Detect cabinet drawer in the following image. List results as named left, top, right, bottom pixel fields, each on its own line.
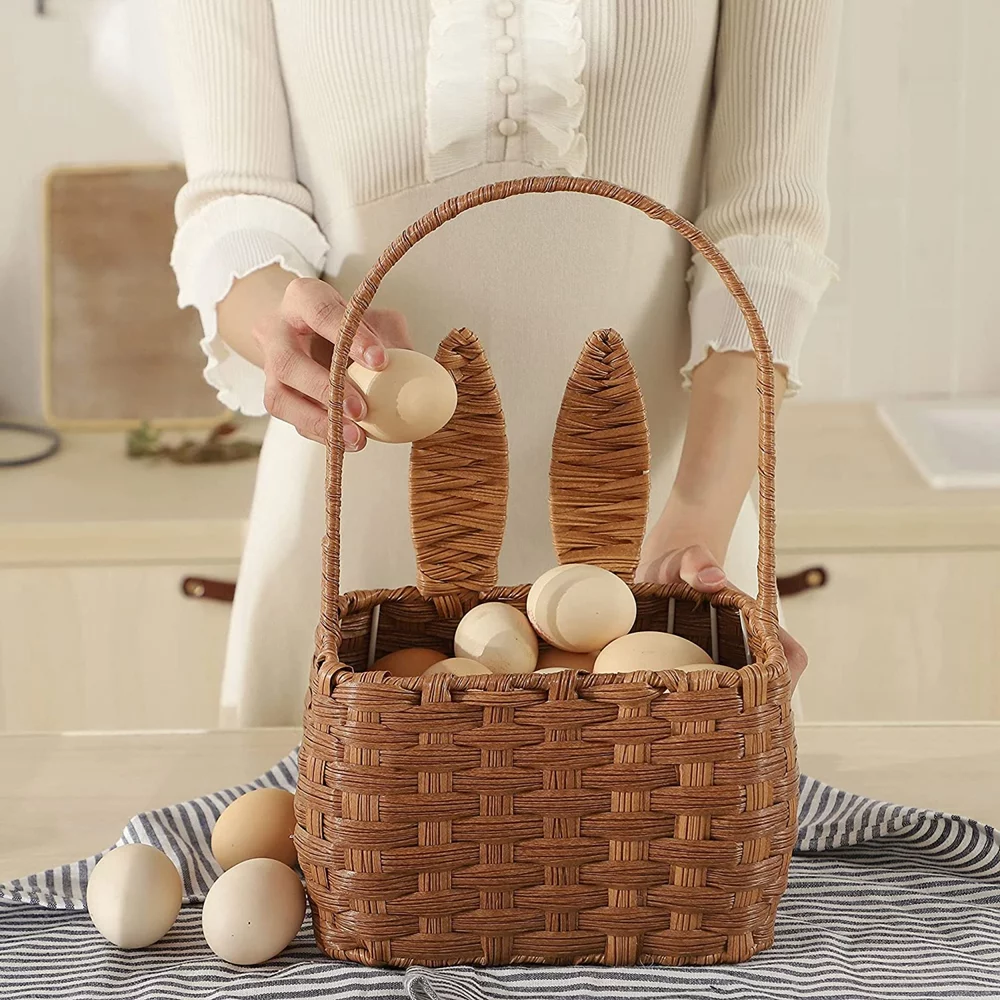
left=0, top=562, right=237, bottom=732
left=779, top=550, right=1000, bottom=722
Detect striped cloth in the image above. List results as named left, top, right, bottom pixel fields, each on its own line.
left=2, top=753, right=999, bottom=999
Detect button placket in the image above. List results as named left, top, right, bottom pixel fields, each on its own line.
left=494, top=1, right=523, bottom=159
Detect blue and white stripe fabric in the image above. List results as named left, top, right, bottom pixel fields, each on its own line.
left=2, top=754, right=999, bottom=999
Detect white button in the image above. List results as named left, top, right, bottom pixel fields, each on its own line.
left=495, top=0, right=515, bottom=18
left=498, top=117, right=519, bottom=137
left=498, top=75, right=518, bottom=95
left=494, top=35, right=515, bottom=54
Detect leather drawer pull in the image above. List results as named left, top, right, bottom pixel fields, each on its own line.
left=776, top=566, right=827, bottom=598
left=181, top=577, right=236, bottom=603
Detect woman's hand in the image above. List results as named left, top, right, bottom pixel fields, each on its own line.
left=635, top=347, right=807, bottom=692
left=636, top=528, right=808, bottom=691
left=217, top=265, right=411, bottom=449
left=256, top=276, right=411, bottom=449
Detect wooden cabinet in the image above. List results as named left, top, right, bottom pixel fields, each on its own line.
left=776, top=405, right=1000, bottom=723
left=0, top=432, right=256, bottom=733
left=0, top=562, right=236, bottom=731
left=780, top=550, right=1000, bottom=722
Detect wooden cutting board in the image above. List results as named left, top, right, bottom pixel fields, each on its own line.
left=44, top=164, right=226, bottom=427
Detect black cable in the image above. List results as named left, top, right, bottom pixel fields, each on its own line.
left=0, top=421, right=62, bottom=468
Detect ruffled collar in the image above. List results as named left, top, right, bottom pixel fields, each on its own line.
left=425, top=0, right=587, bottom=180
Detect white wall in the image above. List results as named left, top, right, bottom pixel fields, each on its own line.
left=0, top=0, right=178, bottom=419
left=1, top=0, right=997, bottom=417
left=799, top=0, right=1000, bottom=401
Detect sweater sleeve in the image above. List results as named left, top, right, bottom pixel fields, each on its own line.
left=161, top=0, right=329, bottom=415
left=684, top=0, right=842, bottom=394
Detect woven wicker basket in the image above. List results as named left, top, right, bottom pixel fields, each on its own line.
left=294, top=176, right=796, bottom=969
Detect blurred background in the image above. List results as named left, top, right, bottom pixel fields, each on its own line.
left=1, top=0, right=999, bottom=734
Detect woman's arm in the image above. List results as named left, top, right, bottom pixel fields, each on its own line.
left=639, top=0, right=842, bottom=684
left=641, top=351, right=786, bottom=586
left=162, top=0, right=398, bottom=446
left=216, top=265, right=408, bottom=448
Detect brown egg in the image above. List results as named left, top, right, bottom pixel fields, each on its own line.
left=423, top=657, right=493, bottom=677
left=211, top=788, right=298, bottom=871
left=373, top=647, right=447, bottom=677
left=536, top=648, right=597, bottom=673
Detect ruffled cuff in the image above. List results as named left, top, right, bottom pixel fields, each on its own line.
left=171, top=194, right=330, bottom=415
left=683, top=235, right=837, bottom=396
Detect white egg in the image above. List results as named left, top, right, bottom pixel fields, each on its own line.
left=86, top=844, right=182, bottom=949
left=593, top=631, right=715, bottom=674
left=527, top=564, right=637, bottom=653
left=454, top=602, right=538, bottom=674
left=202, top=858, right=306, bottom=966
left=423, top=657, right=493, bottom=677
left=348, top=348, right=457, bottom=443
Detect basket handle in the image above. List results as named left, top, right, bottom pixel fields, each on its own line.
left=319, top=176, right=779, bottom=661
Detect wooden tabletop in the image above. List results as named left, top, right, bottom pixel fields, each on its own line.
left=2, top=724, right=998, bottom=883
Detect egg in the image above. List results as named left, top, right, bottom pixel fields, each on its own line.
left=454, top=602, right=539, bottom=674
left=212, top=788, right=297, bottom=872
left=535, top=648, right=598, bottom=672
left=423, top=657, right=493, bottom=677
left=347, top=348, right=458, bottom=443
left=527, top=564, right=637, bottom=653
left=86, top=844, right=182, bottom=949
left=593, top=631, right=715, bottom=674
left=202, top=858, right=306, bottom=965
left=373, top=647, right=447, bottom=676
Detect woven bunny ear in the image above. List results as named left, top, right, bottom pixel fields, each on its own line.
left=409, top=328, right=509, bottom=615
left=549, top=329, right=651, bottom=580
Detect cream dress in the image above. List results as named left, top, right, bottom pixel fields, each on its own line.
left=163, top=0, right=840, bottom=726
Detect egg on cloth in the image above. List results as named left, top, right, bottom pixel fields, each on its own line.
left=201, top=858, right=307, bottom=965
left=85, top=844, right=182, bottom=948
left=211, top=787, right=298, bottom=871
left=527, top=564, right=636, bottom=653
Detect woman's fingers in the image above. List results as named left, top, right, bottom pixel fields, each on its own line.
left=281, top=277, right=387, bottom=369
left=257, top=316, right=368, bottom=419
left=255, top=316, right=330, bottom=403
left=637, top=544, right=727, bottom=593
left=678, top=545, right=728, bottom=593
left=263, top=379, right=365, bottom=450
left=779, top=625, right=808, bottom=691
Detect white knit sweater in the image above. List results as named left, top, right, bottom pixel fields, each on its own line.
left=163, top=0, right=841, bottom=413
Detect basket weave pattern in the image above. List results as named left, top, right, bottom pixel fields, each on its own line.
left=295, top=177, right=796, bottom=968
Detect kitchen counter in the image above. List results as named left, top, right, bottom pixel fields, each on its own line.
left=0, top=427, right=262, bottom=566
left=777, top=403, right=1000, bottom=551
left=2, top=724, right=998, bottom=883
left=4, top=405, right=998, bottom=568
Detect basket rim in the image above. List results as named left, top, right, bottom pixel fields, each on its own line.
left=325, top=580, right=787, bottom=692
